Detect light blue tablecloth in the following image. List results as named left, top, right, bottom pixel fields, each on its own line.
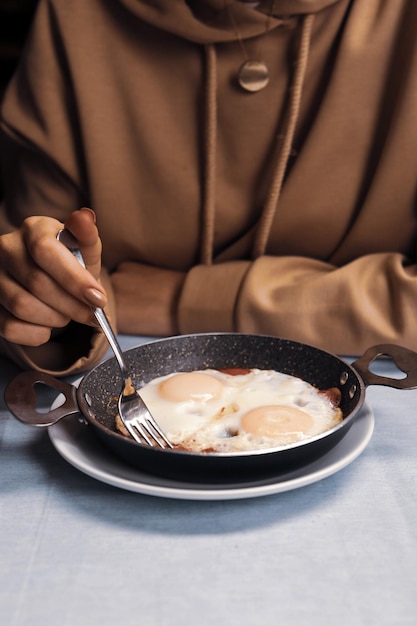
left=1, top=336, right=416, bottom=626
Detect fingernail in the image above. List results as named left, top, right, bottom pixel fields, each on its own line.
left=85, top=287, right=106, bottom=307
left=80, top=207, right=96, bottom=223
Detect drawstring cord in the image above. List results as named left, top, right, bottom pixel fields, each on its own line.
left=200, top=14, right=315, bottom=265
left=252, top=13, right=314, bottom=258
left=200, top=44, right=217, bottom=265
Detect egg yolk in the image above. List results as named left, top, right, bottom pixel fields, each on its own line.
left=158, top=372, right=224, bottom=403
left=241, top=405, right=314, bottom=437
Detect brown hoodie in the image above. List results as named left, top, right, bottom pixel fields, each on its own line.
left=1, top=0, right=417, bottom=374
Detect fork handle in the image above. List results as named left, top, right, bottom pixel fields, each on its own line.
left=92, top=307, right=128, bottom=382
left=57, top=229, right=130, bottom=388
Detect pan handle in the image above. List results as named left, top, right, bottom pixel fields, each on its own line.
left=4, top=370, right=80, bottom=427
left=351, top=344, right=417, bottom=389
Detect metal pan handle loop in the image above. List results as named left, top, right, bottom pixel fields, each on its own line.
left=4, top=370, right=79, bottom=427
left=352, top=344, right=417, bottom=389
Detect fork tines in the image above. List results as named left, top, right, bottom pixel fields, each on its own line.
left=125, top=418, right=173, bottom=449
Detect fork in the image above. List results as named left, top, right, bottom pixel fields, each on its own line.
left=57, top=228, right=173, bottom=449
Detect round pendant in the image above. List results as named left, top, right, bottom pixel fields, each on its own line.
left=238, top=60, right=269, bottom=92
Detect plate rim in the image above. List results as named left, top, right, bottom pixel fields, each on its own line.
left=48, top=403, right=374, bottom=501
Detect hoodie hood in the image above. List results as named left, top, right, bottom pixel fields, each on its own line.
left=116, top=0, right=342, bottom=43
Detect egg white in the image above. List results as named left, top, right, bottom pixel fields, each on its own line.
left=136, top=369, right=343, bottom=453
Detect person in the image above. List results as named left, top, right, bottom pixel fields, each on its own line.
left=0, top=0, right=416, bottom=376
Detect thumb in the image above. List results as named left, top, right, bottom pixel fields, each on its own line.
left=64, top=208, right=102, bottom=281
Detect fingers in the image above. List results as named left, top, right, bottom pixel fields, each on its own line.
left=21, top=211, right=106, bottom=307
left=0, top=304, right=63, bottom=347
left=0, top=263, right=69, bottom=346
left=0, top=209, right=106, bottom=347
left=64, top=207, right=102, bottom=279
left=0, top=267, right=70, bottom=328
left=0, top=265, right=91, bottom=347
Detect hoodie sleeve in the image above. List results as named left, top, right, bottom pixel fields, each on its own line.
left=177, top=252, right=417, bottom=357
left=0, top=2, right=114, bottom=376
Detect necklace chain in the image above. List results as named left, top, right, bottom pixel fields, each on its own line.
left=224, top=1, right=276, bottom=92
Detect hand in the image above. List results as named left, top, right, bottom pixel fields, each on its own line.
left=0, top=208, right=106, bottom=346
left=112, top=262, right=185, bottom=337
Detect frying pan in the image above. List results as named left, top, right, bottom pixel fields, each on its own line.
left=5, top=333, right=417, bottom=483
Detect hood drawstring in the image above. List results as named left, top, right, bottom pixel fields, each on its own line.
left=200, top=43, right=217, bottom=266
left=200, top=13, right=315, bottom=265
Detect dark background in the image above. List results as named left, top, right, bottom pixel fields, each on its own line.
left=0, top=0, right=39, bottom=200
left=0, top=0, right=38, bottom=101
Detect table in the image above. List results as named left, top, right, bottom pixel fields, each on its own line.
left=1, top=335, right=416, bottom=626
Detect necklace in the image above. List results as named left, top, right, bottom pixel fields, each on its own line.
left=225, top=1, right=274, bottom=93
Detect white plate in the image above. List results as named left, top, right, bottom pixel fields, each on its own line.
left=48, top=403, right=374, bottom=501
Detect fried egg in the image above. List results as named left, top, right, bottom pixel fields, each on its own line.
left=122, top=368, right=343, bottom=453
